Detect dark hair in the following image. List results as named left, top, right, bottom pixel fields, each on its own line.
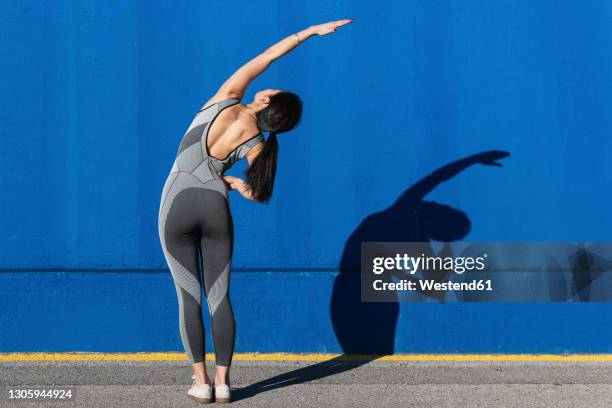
left=245, top=91, right=302, bottom=203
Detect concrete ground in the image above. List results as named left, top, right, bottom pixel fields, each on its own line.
left=2, top=359, right=612, bottom=407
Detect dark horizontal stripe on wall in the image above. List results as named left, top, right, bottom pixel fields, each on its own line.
left=0, top=267, right=341, bottom=273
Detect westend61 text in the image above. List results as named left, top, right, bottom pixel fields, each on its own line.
left=373, top=279, right=493, bottom=292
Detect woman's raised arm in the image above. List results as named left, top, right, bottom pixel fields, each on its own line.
left=209, top=19, right=352, bottom=102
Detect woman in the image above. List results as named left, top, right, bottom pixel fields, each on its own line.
left=158, top=19, right=352, bottom=403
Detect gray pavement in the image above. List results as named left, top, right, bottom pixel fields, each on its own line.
left=2, top=359, right=612, bottom=407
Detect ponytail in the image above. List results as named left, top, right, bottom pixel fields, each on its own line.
left=245, top=132, right=278, bottom=203
left=247, top=90, right=302, bottom=202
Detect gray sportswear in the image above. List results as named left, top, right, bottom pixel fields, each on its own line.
left=158, top=98, right=263, bottom=366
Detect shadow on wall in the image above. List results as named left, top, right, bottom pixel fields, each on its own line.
left=233, top=150, right=510, bottom=402
left=330, top=150, right=510, bottom=354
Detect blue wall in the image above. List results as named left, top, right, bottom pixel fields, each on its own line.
left=1, top=0, right=612, bottom=353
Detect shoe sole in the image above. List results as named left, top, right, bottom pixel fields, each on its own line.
left=188, top=394, right=212, bottom=404
left=216, top=397, right=231, bottom=403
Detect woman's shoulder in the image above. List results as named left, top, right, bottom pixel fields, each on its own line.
left=198, top=92, right=242, bottom=112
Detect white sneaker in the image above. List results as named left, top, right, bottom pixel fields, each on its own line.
left=188, top=375, right=212, bottom=403
left=214, top=383, right=231, bottom=403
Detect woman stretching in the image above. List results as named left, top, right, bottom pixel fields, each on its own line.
left=158, top=19, right=352, bottom=403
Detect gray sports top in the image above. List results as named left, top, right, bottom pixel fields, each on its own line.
left=168, top=98, right=264, bottom=184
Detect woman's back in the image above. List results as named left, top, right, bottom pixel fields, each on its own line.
left=169, top=98, right=264, bottom=181
left=202, top=100, right=261, bottom=161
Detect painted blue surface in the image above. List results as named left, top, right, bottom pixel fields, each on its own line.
left=1, top=1, right=612, bottom=353
left=3, top=271, right=612, bottom=354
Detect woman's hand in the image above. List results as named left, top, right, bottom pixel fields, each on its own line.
left=223, top=175, right=254, bottom=200
left=310, top=19, right=353, bottom=36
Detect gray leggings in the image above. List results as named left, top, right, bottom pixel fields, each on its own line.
left=159, top=183, right=235, bottom=366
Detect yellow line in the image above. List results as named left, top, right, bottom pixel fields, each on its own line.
left=2, top=352, right=612, bottom=362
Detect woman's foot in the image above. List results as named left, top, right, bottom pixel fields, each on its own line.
left=213, top=382, right=231, bottom=403
left=188, top=375, right=212, bottom=404
left=214, top=365, right=231, bottom=403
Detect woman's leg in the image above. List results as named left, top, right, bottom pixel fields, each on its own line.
left=159, top=189, right=210, bottom=384
left=199, top=190, right=236, bottom=384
